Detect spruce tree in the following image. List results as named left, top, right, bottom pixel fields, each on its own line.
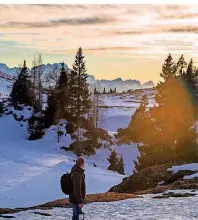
left=10, top=60, right=33, bottom=107
left=67, top=48, right=92, bottom=155
left=103, top=87, right=106, bottom=94
left=28, top=110, right=45, bottom=140
left=117, top=154, right=125, bottom=175
left=94, top=88, right=98, bottom=95
left=68, top=47, right=91, bottom=129
left=135, top=75, right=197, bottom=171
left=160, top=53, right=177, bottom=81
left=185, top=59, right=196, bottom=89
left=107, top=149, right=120, bottom=172
left=117, top=95, right=150, bottom=144
left=176, top=54, right=187, bottom=77
left=82, top=118, right=98, bottom=156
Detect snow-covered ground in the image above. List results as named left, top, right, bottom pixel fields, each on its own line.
left=101, top=90, right=155, bottom=132
left=0, top=110, right=128, bottom=208
left=0, top=88, right=168, bottom=210
left=168, top=163, right=198, bottom=173
left=184, top=173, right=198, bottom=180
left=168, top=163, right=198, bottom=180
left=3, top=190, right=198, bottom=220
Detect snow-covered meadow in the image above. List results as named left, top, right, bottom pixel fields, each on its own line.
left=0, top=90, right=155, bottom=208
left=0, top=86, right=197, bottom=219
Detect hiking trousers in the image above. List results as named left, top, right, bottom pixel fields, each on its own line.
left=72, top=204, right=82, bottom=220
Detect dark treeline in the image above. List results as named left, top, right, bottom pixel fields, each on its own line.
left=6, top=47, right=113, bottom=157
left=117, top=53, right=198, bottom=172
left=94, top=87, right=117, bottom=94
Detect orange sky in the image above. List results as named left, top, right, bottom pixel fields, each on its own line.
left=0, top=4, right=198, bottom=84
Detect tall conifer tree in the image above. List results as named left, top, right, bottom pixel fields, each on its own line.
left=10, top=60, right=33, bottom=107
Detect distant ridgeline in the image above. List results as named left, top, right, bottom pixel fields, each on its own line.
left=0, top=63, right=154, bottom=93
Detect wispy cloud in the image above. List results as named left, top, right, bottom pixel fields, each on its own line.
left=106, top=25, right=198, bottom=36
left=168, top=26, right=198, bottom=33
left=1, top=16, right=117, bottom=28
left=1, top=4, right=198, bottom=83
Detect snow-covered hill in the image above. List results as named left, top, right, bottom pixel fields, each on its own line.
left=0, top=88, right=157, bottom=208
left=0, top=110, right=124, bottom=208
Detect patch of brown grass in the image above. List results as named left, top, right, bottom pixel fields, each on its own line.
left=0, top=193, right=138, bottom=215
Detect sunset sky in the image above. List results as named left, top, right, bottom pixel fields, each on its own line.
left=0, top=4, right=198, bottom=84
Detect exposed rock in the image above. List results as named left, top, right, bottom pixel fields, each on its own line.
left=34, top=212, right=52, bottom=216
left=163, top=170, right=197, bottom=185
left=109, top=163, right=198, bottom=194
left=135, top=179, right=198, bottom=195
left=0, top=215, right=15, bottom=218
left=109, top=164, right=173, bottom=193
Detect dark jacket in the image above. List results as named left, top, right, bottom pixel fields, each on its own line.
left=69, top=165, right=86, bottom=204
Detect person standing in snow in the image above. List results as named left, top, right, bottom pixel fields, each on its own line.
left=69, top=157, right=86, bottom=220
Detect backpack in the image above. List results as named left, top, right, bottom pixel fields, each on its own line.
left=60, top=172, right=73, bottom=195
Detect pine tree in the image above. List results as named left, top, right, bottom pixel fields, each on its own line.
left=107, top=149, right=120, bottom=172
left=67, top=48, right=92, bottom=154
left=117, top=154, right=125, bottom=175
left=114, top=87, right=117, bottom=93
left=117, top=95, right=150, bottom=144
left=68, top=47, right=92, bottom=130
left=82, top=118, right=98, bottom=156
left=28, top=110, right=45, bottom=140
left=10, top=60, right=33, bottom=107
left=110, top=88, right=113, bottom=93
left=185, top=59, right=196, bottom=89
left=160, top=53, right=177, bottom=81
left=135, top=76, right=197, bottom=171
left=44, top=88, right=58, bottom=128
left=94, top=88, right=98, bottom=94
left=176, top=54, right=187, bottom=77
left=103, top=87, right=106, bottom=94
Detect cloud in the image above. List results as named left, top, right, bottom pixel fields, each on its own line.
left=159, top=12, right=198, bottom=20
left=168, top=26, right=198, bottom=33
left=85, top=46, right=138, bottom=51
left=1, top=16, right=117, bottom=29
left=105, top=24, right=198, bottom=36
left=29, top=4, right=118, bottom=9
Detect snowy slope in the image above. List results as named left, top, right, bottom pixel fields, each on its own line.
left=168, top=163, right=198, bottom=180
left=168, top=163, right=198, bottom=173
left=0, top=78, right=12, bottom=98
left=0, top=111, right=125, bottom=208
left=0, top=88, right=155, bottom=208
left=3, top=190, right=198, bottom=220
left=101, top=89, right=156, bottom=132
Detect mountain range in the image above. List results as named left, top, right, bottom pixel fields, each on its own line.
left=0, top=63, right=154, bottom=93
